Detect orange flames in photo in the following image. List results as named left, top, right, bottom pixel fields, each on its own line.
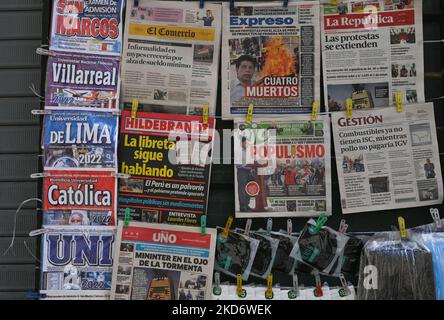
left=260, top=36, right=296, bottom=77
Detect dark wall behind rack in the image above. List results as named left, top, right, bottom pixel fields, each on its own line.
left=0, top=0, right=442, bottom=298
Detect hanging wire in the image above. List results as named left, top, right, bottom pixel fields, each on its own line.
left=2, top=198, right=42, bottom=257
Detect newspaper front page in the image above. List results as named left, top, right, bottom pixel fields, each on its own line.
left=332, top=103, right=443, bottom=214
left=321, top=0, right=424, bottom=112
left=121, top=0, right=221, bottom=115
left=40, top=226, right=116, bottom=300
left=110, top=221, right=217, bottom=300
left=234, top=115, right=331, bottom=218
left=222, top=1, right=321, bottom=119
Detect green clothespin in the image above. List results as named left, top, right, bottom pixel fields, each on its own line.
left=309, top=213, right=328, bottom=235
left=201, top=215, right=207, bottom=235
left=124, top=208, right=131, bottom=227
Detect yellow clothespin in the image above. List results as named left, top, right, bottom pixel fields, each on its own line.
left=246, top=104, right=254, bottom=127
left=202, top=104, right=209, bottom=125
left=265, top=274, right=274, bottom=299
left=220, top=216, right=233, bottom=241
left=236, top=274, right=247, bottom=298
left=346, top=98, right=353, bottom=119
left=395, top=92, right=403, bottom=113
left=398, top=216, right=406, bottom=239
left=311, top=100, right=319, bottom=121
left=331, top=0, right=337, bottom=5
left=131, top=98, right=139, bottom=119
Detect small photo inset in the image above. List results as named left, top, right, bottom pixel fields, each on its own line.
left=179, top=274, right=207, bottom=290
left=117, top=266, right=132, bottom=276
left=410, top=123, right=432, bottom=146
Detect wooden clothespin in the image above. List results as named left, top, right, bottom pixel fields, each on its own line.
left=246, top=103, right=254, bottom=128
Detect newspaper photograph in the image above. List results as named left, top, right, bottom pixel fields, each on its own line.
left=50, top=0, right=124, bottom=55
left=321, top=0, right=424, bottom=112
left=43, top=108, right=118, bottom=170
left=110, top=221, right=217, bottom=300
left=221, top=1, right=320, bottom=119
left=43, top=169, right=117, bottom=226
left=234, top=115, right=331, bottom=218
left=121, top=0, right=221, bottom=115
left=45, top=52, right=120, bottom=109
left=40, top=225, right=116, bottom=300
left=332, top=103, right=443, bottom=214
left=118, top=110, right=215, bottom=226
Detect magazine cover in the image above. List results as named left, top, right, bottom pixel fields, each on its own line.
left=43, top=108, right=118, bottom=170
left=118, top=110, right=215, bottom=226
left=234, top=115, right=331, bottom=218
left=50, top=0, right=124, bottom=55
left=110, top=221, right=217, bottom=300
left=43, top=169, right=117, bottom=226
left=332, top=103, right=443, bottom=214
left=321, top=0, right=424, bottom=111
left=221, top=1, right=321, bottom=118
left=121, top=0, right=222, bottom=115
left=45, top=52, right=120, bottom=109
left=40, top=225, right=116, bottom=300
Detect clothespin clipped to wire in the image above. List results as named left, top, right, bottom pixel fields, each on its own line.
left=395, top=92, right=403, bottom=113
left=219, top=216, right=233, bottom=242
left=266, top=218, right=273, bottom=236
left=338, top=219, right=349, bottom=234
left=202, top=104, right=209, bottom=125
left=331, top=0, right=338, bottom=5
left=244, top=218, right=252, bottom=235
left=230, top=0, right=235, bottom=11
left=338, top=273, right=351, bottom=297
left=398, top=216, right=406, bottom=240
left=313, top=271, right=323, bottom=297
left=430, top=208, right=442, bottom=229
left=311, top=100, right=319, bottom=121
left=124, top=208, right=131, bottom=227
left=309, top=213, right=328, bottom=235
left=287, top=219, right=292, bottom=235
left=131, top=98, right=139, bottom=119
left=288, top=274, right=300, bottom=299
left=200, top=215, right=206, bottom=235
left=246, top=103, right=254, bottom=128
left=236, top=274, right=247, bottom=298
left=199, top=0, right=205, bottom=9
left=213, top=272, right=222, bottom=296
left=265, top=274, right=274, bottom=299
left=346, top=98, right=353, bottom=119
left=283, top=0, right=289, bottom=7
